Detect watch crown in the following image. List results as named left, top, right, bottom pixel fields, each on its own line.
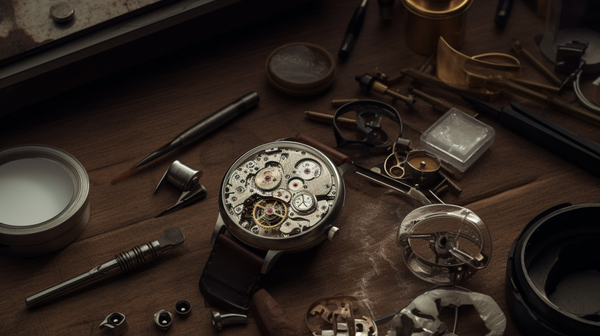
left=327, top=226, right=340, bottom=241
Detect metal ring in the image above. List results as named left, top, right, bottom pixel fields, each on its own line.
left=396, top=204, right=492, bottom=285
left=332, top=100, right=403, bottom=154
left=506, top=203, right=600, bottom=336
left=154, top=309, right=173, bottom=331
left=0, top=145, right=90, bottom=257
left=175, top=300, right=192, bottom=318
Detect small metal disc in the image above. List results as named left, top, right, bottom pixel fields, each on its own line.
left=50, top=2, right=75, bottom=23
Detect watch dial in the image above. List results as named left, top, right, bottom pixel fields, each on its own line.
left=223, top=145, right=339, bottom=238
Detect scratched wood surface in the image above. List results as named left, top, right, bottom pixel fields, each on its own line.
left=1, top=0, right=599, bottom=335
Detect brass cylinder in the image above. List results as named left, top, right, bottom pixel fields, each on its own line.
left=401, top=0, right=474, bottom=55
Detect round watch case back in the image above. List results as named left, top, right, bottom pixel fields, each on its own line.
left=217, top=141, right=345, bottom=253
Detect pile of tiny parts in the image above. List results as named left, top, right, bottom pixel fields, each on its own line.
left=307, top=296, right=377, bottom=336
left=386, top=288, right=506, bottom=336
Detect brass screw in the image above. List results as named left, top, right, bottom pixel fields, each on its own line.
left=439, top=171, right=462, bottom=194
left=305, top=111, right=355, bottom=126
left=439, top=163, right=455, bottom=178
left=432, top=183, right=449, bottom=197
left=329, top=99, right=359, bottom=107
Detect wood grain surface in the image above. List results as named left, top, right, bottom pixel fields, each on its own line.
left=1, top=0, right=599, bottom=335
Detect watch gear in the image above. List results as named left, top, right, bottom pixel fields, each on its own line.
left=221, top=142, right=343, bottom=240
left=253, top=198, right=288, bottom=228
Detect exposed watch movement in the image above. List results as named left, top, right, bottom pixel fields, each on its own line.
left=214, top=140, right=345, bottom=258
left=201, top=141, right=345, bottom=314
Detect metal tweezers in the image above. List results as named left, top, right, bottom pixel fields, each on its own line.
left=462, top=93, right=600, bottom=178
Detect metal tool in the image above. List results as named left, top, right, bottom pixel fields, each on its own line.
left=338, top=0, right=368, bottom=60
left=332, top=100, right=404, bottom=154
left=344, top=161, right=431, bottom=206
left=355, top=73, right=417, bottom=108
left=509, top=38, right=562, bottom=86
left=154, top=309, right=173, bottom=331
left=111, top=91, right=260, bottom=184
left=154, top=160, right=207, bottom=218
left=468, top=72, right=600, bottom=126
left=99, top=312, right=128, bottom=336
left=211, top=311, right=248, bottom=331
left=400, top=67, right=498, bottom=100
left=397, top=204, right=492, bottom=284
left=461, top=93, right=600, bottom=178
left=295, top=134, right=432, bottom=206
left=494, top=0, right=513, bottom=29
left=25, top=227, right=185, bottom=308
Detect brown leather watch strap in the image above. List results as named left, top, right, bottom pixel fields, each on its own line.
left=295, top=133, right=352, bottom=166
left=199, top=233, right=264, bottom=314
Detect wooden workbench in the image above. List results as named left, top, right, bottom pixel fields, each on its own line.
left=1, top=1, right=599, bottom=335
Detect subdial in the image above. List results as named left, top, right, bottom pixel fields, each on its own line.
left=295, top=159, right=322, bottom=181
left=292, top=192, right=316, bottom=213
left=253, top=198, right=288, bottom=228
left=255, top=166, right=282, bottom=191
left=288, top=178, right=304, bottom=191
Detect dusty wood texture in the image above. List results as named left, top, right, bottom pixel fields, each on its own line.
left=1, top=0, right=599, bottom=335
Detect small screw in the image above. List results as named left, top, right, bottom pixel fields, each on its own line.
left=329, top=99, right=359, bottom=107
left=50, top=2, right=74, bottom=23
left=432, top=177, right=449, bottom=194
left=439, top=163, right=456, bottom=178
left=305, top=111, right=355, bottom=126
left=433, top=184, right=450, bottom=197
left=439, top=172, right=462, bottom=194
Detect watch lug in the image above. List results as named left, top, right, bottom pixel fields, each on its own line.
left=210, top=214, right=226, bottom=244
left=262, top=250, right=284, bottom=274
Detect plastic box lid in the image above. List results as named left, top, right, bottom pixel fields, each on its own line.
left=419, top=108, right=495, bottom=172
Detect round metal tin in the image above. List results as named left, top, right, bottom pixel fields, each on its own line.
left=401, top=0, right=474, bottom=55
left=0, top=145, right=90, bottom=257
left=266, top=43, right=336, bottom=96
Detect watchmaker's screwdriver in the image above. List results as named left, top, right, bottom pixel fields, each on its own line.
left=356, top=73, right=416, bottom=108
left=25, top=227, right=185, bottom=308
left=111, top=91, right=260, bottom=183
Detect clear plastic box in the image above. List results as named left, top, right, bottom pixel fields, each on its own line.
left=419, top=108, right=495, bottom=172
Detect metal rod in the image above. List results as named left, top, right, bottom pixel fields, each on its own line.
left=509, top=39, right=562, bottom=86
left=25, top=227, right=185, bottom=308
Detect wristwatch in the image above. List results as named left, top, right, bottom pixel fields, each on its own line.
left=199, top=140, right=345, bottom=314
